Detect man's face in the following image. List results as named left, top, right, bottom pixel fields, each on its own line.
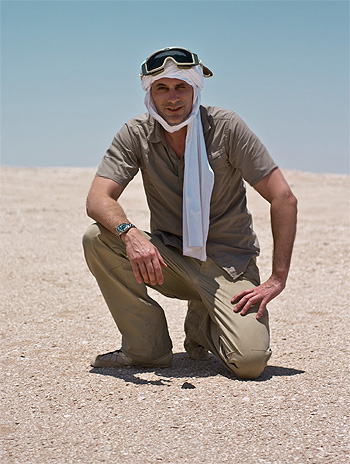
left=151, top=78, right=194, bottom=126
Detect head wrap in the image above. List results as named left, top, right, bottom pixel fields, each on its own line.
left=141, top=61, right=214, bottom=261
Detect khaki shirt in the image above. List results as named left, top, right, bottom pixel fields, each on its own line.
left=97, top=106, right=277, bottom=279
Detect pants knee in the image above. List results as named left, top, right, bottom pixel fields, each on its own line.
left=82, top=223, right=107, bottom=272
left=225, top=349, right=272, bottom=379
left=82, top=223, right=99, bottom=251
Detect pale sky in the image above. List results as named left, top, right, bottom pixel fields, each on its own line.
left=1, top=0, right=349, bottom=174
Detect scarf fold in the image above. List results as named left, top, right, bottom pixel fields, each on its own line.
left=141, top=61, right=214, bottom=261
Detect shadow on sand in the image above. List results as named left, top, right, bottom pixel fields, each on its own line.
left=89, top=352, right=305, bottom=386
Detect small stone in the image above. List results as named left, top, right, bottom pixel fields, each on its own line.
left=181, top=382, right=196, bottom=389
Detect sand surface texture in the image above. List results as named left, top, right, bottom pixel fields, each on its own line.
left=1, top=167, right=349, bottom=463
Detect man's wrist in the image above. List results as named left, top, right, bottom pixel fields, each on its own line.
left=270, top=271, right=288, bottom=287
left=116, top=222, right=136, bottom=236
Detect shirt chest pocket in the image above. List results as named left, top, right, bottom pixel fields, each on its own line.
left=208, top=147, right=230, bottom=172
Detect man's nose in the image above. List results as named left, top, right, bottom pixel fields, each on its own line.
left=167, top=89, right=180, bottom=103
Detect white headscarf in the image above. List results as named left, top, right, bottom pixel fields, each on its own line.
left=141, top=61, right=214, bottom=261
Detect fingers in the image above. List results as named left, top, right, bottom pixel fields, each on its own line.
left=146, top=255, right=164, bottom=285
left=148, top=248, right=168, bottom=285
left=156, top=248, right=168, bottom=269
left=231, top=277, right=283, bottom=319
left=124, top=231, right=167, bottom=286
left=231, top=288, right=254, bottom=305
left=256, top=302, right=267, bottom=320
left=233, top=292, right=260, bottom=316
left=131, top=257, right=162, bottom=286
left=231, top=289, right=255, bottom=314
left=231, top=287, right=267, bottom=319
left=129, top=248, right=166, bottom=286
left=130, top=261, right=145, bottom=284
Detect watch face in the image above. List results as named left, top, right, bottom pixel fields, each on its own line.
left=117, top=223, right=134, bottom=235
left=117, top=223, right=129, bottom=233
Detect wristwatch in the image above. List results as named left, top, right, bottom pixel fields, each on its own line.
left=116, top=222, right=136, bottom=236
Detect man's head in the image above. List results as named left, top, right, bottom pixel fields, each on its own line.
left=140, top=47, right=212, bottom=130
left=150, top=78, right=193, bottom=126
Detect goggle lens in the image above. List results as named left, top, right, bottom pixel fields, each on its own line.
left=147, top=49, right=195, bottom=69
left=142, top=47, right=199, bottom=76
left=140, top=47, right=213, bottom=79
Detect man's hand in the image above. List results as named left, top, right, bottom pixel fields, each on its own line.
left=231, top=275, right=285, bottom=320
left=122, top=229, right=167, bottom=286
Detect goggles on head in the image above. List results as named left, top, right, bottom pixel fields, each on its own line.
left=140, top=46, right=213, bottom=78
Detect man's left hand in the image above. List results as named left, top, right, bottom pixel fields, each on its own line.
left=231, top=276, right=285, bottom=320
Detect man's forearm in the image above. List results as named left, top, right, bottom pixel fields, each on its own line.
left=86, top=194, right=129, bottom=235
left=270, top=193, right=298, bottom=284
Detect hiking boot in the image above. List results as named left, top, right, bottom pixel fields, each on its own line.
left=184, top=338, right=210, bottom=360
left=91, top=349, right=172, bottom=368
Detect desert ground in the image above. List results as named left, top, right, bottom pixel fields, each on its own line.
left=1, top=166, right=349, bottom=463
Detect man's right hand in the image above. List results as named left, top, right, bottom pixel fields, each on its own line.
left=121, top=228, right=167, bottom=286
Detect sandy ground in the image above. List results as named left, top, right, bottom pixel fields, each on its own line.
left=1, top=166, right=349, bottom=464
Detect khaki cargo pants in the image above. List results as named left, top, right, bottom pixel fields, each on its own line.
left=83, top=223, right=271, bottom=379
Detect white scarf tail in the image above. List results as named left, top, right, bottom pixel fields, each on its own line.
left=182, top=112, right=214, bottom=261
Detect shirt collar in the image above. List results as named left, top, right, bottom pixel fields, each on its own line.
left=200, top=105, right=211, bottom=134
left=148, top=116, right=164, bottom=143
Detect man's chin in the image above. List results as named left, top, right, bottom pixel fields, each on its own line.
left=164, top=114, right=187, bottom=126
left=167, top=120, right=183, bottom=126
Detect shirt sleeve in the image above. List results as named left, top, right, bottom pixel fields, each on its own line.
left=227, top=113, right=277, bottom=186
left=96, top=123, right=140, bottom=187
